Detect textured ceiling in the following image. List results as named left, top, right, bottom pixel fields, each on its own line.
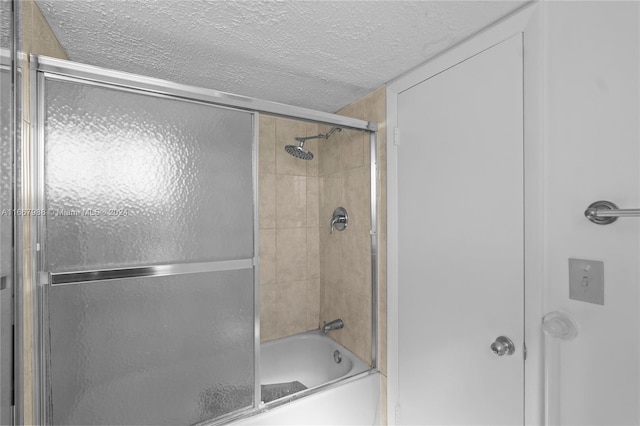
left=35, top=0, right=527, bottom=113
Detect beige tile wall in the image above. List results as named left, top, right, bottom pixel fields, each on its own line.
left=259, top=115, right=322, bottom=341
left=318, top=125, right=373, bottom=364
left=259, top=90, right=387, bottom=416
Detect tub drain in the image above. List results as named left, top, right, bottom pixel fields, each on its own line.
left=333, top=350, right=342, bottom=364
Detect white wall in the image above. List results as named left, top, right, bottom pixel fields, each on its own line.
left=544, top=2, right=640, bottom=424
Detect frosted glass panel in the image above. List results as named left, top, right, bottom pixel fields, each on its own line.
left=0, top=66, right=12, bottom=426
left=0, top=68, right=11, bottom=277
left=44, top=78, right=254, bottom=272
left=48, top=270, right=255, bottom=425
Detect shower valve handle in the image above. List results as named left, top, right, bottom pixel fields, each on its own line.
left=330, top=207, right=348, bottom=234
left=330, top=216, right=346, bottom=233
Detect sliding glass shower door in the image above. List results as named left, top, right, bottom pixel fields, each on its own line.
left=36, top=74, right=257, bottom=425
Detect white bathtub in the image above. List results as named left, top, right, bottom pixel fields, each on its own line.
left=231, top=330, right=380, bottom=425
left=261, top=330, right=369, bottom=390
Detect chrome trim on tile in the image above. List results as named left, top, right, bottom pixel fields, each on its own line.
left=49, top=259, right=255, bottom=286
left=369, top=130, right=378, bottom=369
left=30, top=55, right=378, bottom=132
left=252, top=113, right=261, bottom=410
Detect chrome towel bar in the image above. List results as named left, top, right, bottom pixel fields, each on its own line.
left=584, top=200, right=640, bottom=225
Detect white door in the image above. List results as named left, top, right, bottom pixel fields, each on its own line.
left=396, top=33, right=524, bottom=425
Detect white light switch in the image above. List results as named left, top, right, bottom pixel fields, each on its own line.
left=569, top=258, right=604, bottom=305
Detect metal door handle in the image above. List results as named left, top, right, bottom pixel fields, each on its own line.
left=490, top=336, right=515, bottom=356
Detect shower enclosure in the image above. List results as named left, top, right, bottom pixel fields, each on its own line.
left=24, top=55, right=378, bottom=425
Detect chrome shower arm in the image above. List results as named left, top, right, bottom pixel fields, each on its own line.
left=295, top=126, right=342, bottom=143
left=324, top=126, right=341, bottom=138
left=295, top=134, right=328, bottom=143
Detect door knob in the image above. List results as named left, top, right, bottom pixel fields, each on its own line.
left=490, top=336, right=515, bottom=356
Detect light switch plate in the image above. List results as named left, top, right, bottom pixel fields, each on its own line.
left=569, top=258, right=604, bottom=305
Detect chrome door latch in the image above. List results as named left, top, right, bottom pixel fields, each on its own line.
left=490, top=336, right=515, bottom=356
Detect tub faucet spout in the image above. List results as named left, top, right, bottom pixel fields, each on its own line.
left=322, top=319, right=344, bottom=334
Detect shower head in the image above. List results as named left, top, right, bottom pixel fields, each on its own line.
left=284, top=126, right=342, bottom=160
left=284, top=143, right=314, bottom=160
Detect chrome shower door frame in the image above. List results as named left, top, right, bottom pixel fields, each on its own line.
left=369, top=130, right=378, bottom=369
left=27, top=55, right=380, bottom=425
left=0, top=47, right=16, bottom=426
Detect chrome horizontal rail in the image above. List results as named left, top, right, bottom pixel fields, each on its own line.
left=49, top=258, right=254, bottom=285
left=584, top=200, right=640, bottom=225
left=31, top=55, right=378, bottom=132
